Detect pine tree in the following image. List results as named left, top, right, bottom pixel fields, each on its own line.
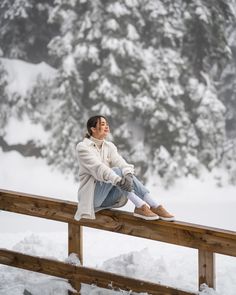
left=25, top=0, right=235, bottom=185
left=0, top=0, right=59, bottom=64
left=219, top=8, right=236, bottom=139
left=0, top=60, right=9, bottom=135
left=216, top=0, right=236, bottom=185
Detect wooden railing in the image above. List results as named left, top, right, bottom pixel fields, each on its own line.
left=0, top=189, right=236, bottom=295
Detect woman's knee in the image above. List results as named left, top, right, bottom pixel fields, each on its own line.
left=111, top=167, right=123, bottom=176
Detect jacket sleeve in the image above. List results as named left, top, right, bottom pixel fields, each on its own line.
left=76, top=143, right=121, bottom=185
left=109, top=142, right=134, bottom=175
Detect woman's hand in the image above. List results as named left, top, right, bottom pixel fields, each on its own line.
left=116, top=173, right=133, bottom=192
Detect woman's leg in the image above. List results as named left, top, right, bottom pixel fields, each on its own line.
left=94, top=167, right=124, bottom=208
left=130, top=176, right=175, bottom=221
left=99, top=186, right=123, bottom=208
left=132, top=175, right=150, bottom=200
left=94, top=168, right=165, bottom=221
left=132, top=175, right=160, bottom=207
left=94, top=168, right=149, bottom=209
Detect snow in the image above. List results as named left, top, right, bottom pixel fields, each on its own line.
left=127, top=24, right=139, bottom=40
left=125, top=0, right=139, bottom=9
left=4, top=116, right=49, bottom=145
left=74, top=44, right=100, bottom=64
left=108, top=54, right=122, bottom=76
left=195, top=5, right=210, bottom=23
left=106, top=19, right=120, bottom=31
left=0, top=118, right=236, bottom=294
left=0, top=58, right=56, bottom=97
left=4, top=0, right=32, bottom=20
left=63, top=54, right=76, bottom=75
left=65, top=253, right=81, bottom=266
left=107, top=3, right=130, bottom=17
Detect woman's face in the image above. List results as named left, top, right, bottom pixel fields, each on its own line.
left=91, top=117, right=110, bottom=139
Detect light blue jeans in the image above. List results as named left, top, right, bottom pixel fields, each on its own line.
left=94, top=167, right=149, bottom=209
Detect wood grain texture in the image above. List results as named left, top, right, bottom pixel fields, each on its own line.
left=68, top=223, right=83, bottom=264
left=0, top=249, right=196, bottom=295
left=198, top=250, right=215, bottom=289
left=1, top=189, right=236, bottom=257
left=68, top=223, right=83, bottom=293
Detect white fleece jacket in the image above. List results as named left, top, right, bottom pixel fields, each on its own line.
left=74, top=137, right=134, bottom=221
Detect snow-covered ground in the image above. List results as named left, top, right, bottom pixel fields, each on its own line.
left=0, top=117, right=236, bottom=295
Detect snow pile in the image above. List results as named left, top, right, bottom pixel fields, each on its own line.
left=199, top=284, right=220, bottom=295
left=101, top=247, right=195, bottom=291
left=0, top=58, right=56, bottom=97
left=4, top=116, right=49, bottom=145
left=12, top=233, right=65, bottom=260
left=0, top=231, right=236, bottom=295
left=0, top=234, right=73, bottom=295
left=0, top=272, right=76, bottom=295
left=65, top=253, right=81, bottom=266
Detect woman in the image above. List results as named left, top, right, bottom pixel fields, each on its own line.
left=74, top=115, right=175, bottom=222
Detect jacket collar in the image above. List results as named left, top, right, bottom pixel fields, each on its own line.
left=83, top=137, right=108, bottom=146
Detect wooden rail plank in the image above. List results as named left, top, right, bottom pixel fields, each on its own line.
left=198, top=250, right=215, bottom=289
left=0, top=249, right=196, bottom=295
left=1, top=189, right=236, bottom=257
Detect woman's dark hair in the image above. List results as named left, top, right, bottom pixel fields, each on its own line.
left=85, top=115, right=108, bottom=138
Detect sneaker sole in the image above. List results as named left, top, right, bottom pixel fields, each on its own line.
left=133, top=213, right=159, bottom=221
left=159, top=216, right=175, bottom=222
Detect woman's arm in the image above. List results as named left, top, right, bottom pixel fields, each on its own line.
left=109, top=142, right=134, bottom=175
left=77, top=143, right=121, bottom=185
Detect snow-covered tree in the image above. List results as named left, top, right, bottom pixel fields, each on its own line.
left=32, top=0, right=232, bottom=184
left=182, top=0, right=232, bottom=77
left=215, top=0, right=236, bottom=184
left=0, top=0, right=59, bottom=64
left=0, top=60, right=9, bottom=135
left=218, top=5, right=236, bottom=139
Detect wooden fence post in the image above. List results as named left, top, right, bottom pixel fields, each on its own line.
left=68, top=223, right=83, bottom=294
left=198, top=250, right=215, bottom=290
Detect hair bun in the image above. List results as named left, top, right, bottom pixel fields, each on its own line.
left=85, top=132, right=91, bottom=138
